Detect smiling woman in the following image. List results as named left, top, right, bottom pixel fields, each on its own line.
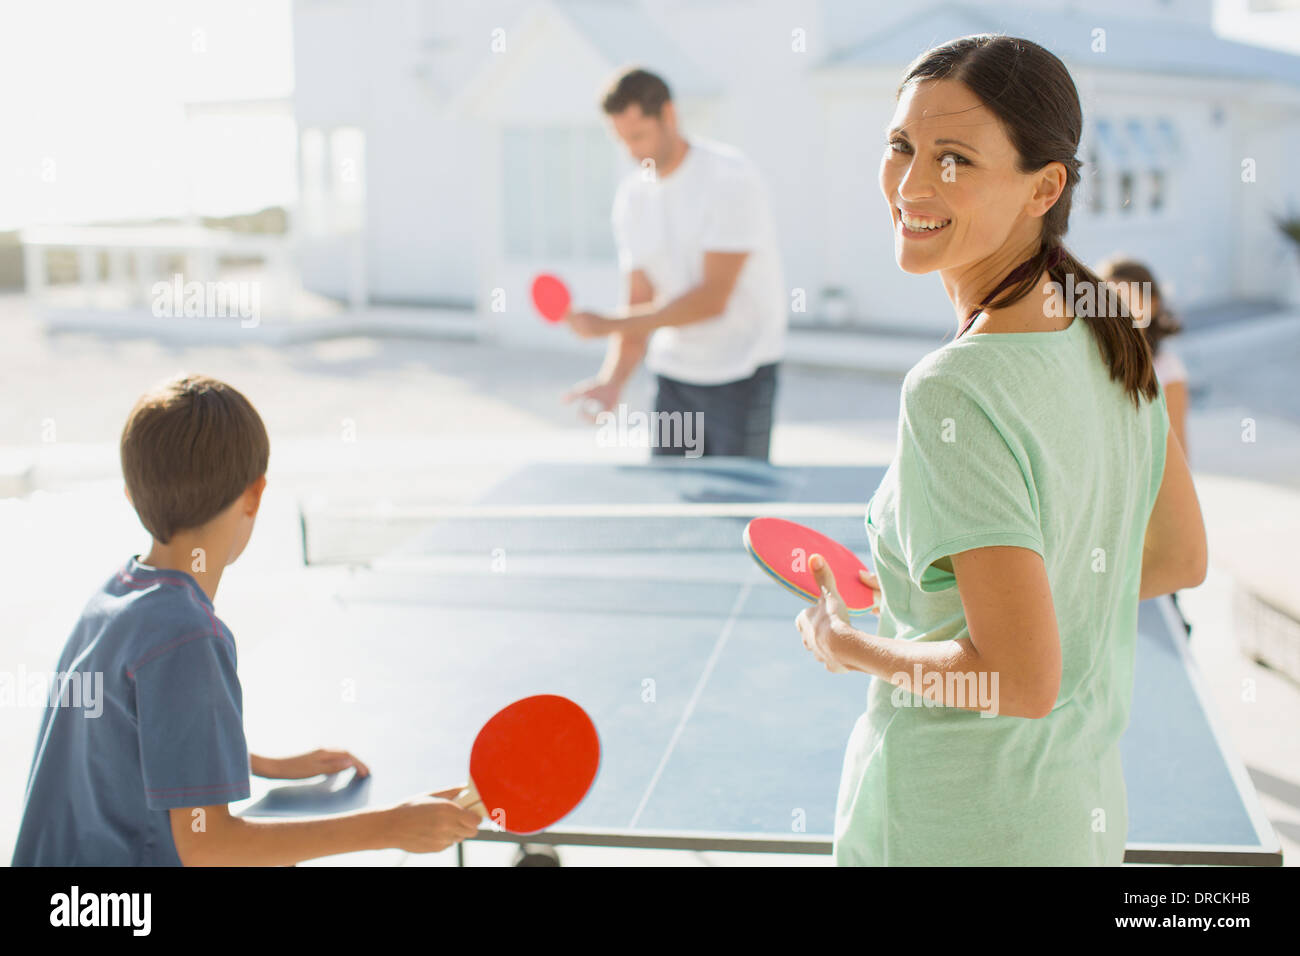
left=880, top=41, right=1160, bottom=368
left=792, top=33, right=1207, bottom=866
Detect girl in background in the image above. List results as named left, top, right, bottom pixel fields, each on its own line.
left=1098, top=258, right=1189, bottom=456
left=1099, top=257, right=1193, bottom=638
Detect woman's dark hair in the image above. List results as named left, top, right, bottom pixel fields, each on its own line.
left=898, top=34, right=1157, bottom=408
left=1096, top=256, right=1182, bottom=356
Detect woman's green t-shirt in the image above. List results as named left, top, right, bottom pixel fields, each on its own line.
left=836, top=315, right=1170, bottom=866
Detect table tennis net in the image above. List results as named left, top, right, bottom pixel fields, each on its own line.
left=299, top=503, right=869, bottom=567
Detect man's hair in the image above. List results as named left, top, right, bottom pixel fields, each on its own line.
left=120, top=374, right=269, bottom=544
left=601, top=67, right=672, bottom=117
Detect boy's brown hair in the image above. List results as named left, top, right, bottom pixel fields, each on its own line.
left=120, top=374, right=269, bottom=544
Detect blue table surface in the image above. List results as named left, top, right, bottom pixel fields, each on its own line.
left=236, top=461, right=1268, bottom=853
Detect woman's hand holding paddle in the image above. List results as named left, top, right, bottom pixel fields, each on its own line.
left=796, top=555, right=872, bottom=674
left=859, top=566, right=881, bottom=611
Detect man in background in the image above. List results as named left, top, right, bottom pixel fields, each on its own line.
left=563, top=67, right=787, bottom=460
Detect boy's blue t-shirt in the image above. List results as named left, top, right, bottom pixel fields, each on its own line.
left=12, top=557, right=250, bottom=866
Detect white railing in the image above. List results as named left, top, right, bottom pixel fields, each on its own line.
left=18, top=224, right=299, bottom=316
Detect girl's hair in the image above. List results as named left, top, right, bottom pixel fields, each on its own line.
left=898, top=34, right=1157, bottom=408
left=1095, top=256, right=1182, bottom=356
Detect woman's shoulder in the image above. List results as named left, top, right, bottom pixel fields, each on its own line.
left=903, top=338, right=1013, bottom=402
left=902, top=346, right=964, bottom=401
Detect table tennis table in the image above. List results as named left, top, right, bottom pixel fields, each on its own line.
left=234, top=459, right=1282, bottom=866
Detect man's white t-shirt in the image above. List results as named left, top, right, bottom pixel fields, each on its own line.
left=611, top=138, right=786, bottom=386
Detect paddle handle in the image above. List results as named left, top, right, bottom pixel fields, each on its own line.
left=454, top=780, right=486, bottom=818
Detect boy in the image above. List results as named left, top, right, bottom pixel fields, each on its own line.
left=12, top=374, right=480, bottom=865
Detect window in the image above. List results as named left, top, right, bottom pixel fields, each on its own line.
left=1086, top=146, right=1104, bottom=215
left=299, top=126, right=366, bottom=236
left=541, top=128, right=575, bottom=258
left=1088, top=117, right=1178, bottom=219
left=1150, top=169, right=1165, bottom=213
left=581, top=128, right=616, bottom=261
left=300, top=127, right=327, bottom=235
left=1126, top=119, right=1164, bottom=215
left=330, top=127, right=366, bottom=233
left=501, top=126, right=616, bottom=262
left=1118, top=171, right=1135, bottom=214
left=503, top=129, right=534, bottom=257
left=1152, top=117, right=1181, bottom=212
left=1094, top=119, right=1133, bottom=215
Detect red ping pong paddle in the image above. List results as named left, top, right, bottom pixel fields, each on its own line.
left=531, top=273, right=571, bottom=323
left=453, top=694, right=600, bottom=834
left=743, top=517, right=877, bottom=615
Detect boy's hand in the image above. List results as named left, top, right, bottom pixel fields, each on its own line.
left=386, top=788, right=482, bottom=853
left=255, top=749, right=371, bottom=780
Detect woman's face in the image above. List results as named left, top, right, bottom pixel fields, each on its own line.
left=880, top=79, right=1054, bottom=275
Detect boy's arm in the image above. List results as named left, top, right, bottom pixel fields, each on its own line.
left=170, top=788, right=479, bottom=866
left=250, top=749, right=370, bottom=779
left=249, top=754, right=276, bottom=778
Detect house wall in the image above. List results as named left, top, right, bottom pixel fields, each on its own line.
left=807, top=67, right=1300, bottom=334
left=360, top=2, right=481, bottom=305
left=1072, top=73, right=1240, bottom=313
left=289, top=0, right=1300, bottom=336
left=464, top=10, right=627, bottom=344
left=293, top=0, right=525, bottom=305
left=1232, top=94, right=1300, bottom=301
left=932, top=0, right=1215, bottom=26
left=641, top=0, right=829, bottom=324
left=817, top=75, right=953, bottom=332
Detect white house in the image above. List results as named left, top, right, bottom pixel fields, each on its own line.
left=290, top=0, right=1300, bottom=340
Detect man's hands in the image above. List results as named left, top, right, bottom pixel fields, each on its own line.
left=563, top=377, right=622, bottom=423
left=795, top=555, right=879, bottom=674
left=566, top=311, right=616, bottom=339
left=252, top=749, right=370, bottom=780
left=386, top=787, right=483, bottom=854
left=562, top=268, right=650, bottom=422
